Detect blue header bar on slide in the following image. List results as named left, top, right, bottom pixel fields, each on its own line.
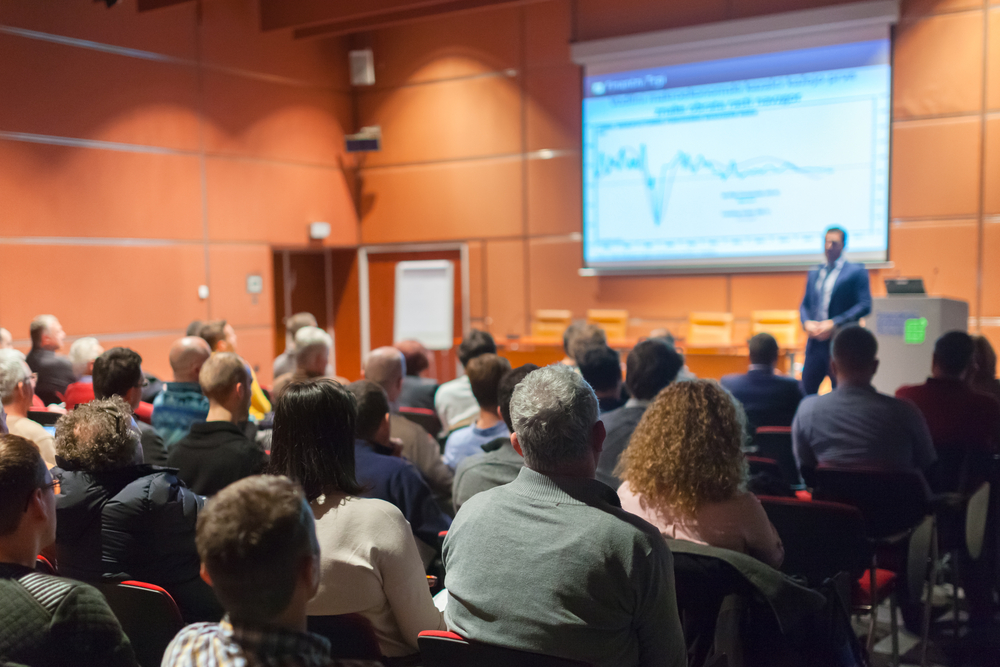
left=584, top=40, right=890, bottom=98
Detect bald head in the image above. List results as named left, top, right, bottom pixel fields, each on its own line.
left=364, top=347, right=405, bottom=402
left=170, top=337, right=212, bottom=383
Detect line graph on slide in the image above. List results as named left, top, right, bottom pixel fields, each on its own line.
left=593, top=144, right=835, bottom=226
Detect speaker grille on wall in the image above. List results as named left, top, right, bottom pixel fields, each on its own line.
left=349, top=49, right=375, bottom=86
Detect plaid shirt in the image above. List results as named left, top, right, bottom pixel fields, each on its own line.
left=162, top=617, right=381, bottom=667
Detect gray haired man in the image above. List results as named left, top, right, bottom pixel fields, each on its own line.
left=442, top=364, right=685, bottom=667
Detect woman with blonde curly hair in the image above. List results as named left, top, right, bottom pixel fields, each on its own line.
left=616, top=379, right=784, bottom=568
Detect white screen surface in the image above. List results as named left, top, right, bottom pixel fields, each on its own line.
left=582, top=39, right=891, bottom=271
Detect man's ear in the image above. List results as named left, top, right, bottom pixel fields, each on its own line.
left=829, top=358, right=839, bottom=379
left=591, top=419, right=606, bottom=456
left=200, top=562, right=213, bottom=587
left=496, top=406, right=503, bottom=421
left=511, top=432, right=523, bottom=457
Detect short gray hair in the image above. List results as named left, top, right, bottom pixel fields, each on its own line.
left=294, top=327, right=332, bottom=365
left=509, top=364, right=599, bottom=471
left=0, top=349, right=29, bottom=403
left=69, top=337, right=104, bottom=377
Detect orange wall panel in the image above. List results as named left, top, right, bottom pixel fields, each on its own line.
left=467, top=241, right=485, bottom=320
left=485, top=239, right=527, bottom=337
left=527, top=156, right=582, bottom=237
left=208, top=244, right=275, bottom=328
left=525, top=1, right=573, bottom=69
left=890, top=221, right=979, bottom=306
left=731, top=0, right=856, bottom=18
left=525, top=64, right=581, bottom=151
left=893, top=12, right=984, bottom=118
left=730, top=273, right=810, bottom=318
left=99, top=334, right=181, bottom=384
left=902, top=0, right=983, bottom=16
left=891, top=118, right=982, bottom=218
left=0, top=140, right=203, bottom=240
left=986, top=117, right=1000, bottom=215
left=575, top=0, right=727, bottom=41
left=595, top=274, right=728, bottom=320
left=990, top=9, right=1000, bottom=111
left=528, top=239, right=598, bottom=315
left=979, top=223, right=1000, bottom=316
left=228, top=326, right=276, bottom=387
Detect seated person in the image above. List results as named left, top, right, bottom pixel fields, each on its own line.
left=152, top=336, right=212, bottom=450
left=273, top=311, right=318, bottom=379
left=52, top=397, right=223, bottom=622
left=395, top=339, right=439, bottom=416
left=435, top=330, right=496, bottom=433
left=25, top=315, right=74, bottom=407
left=272, top=326, right=333, bottom=402
left=443, top=365, right=685, bottom=667
left=63, top=337, right=104, bottom=410
left=167, top=353, right=266, bottom=496
left=793, top=325, right=936, bottom=475
left=720, top=333, right=803, bottom=430
left=198, top=320, right=270, bottom=420
left=596, top=339, right=685, bottom=488
left=0, top=349, right=56, bottom=465
left=971, top=335, right=1000, bottom=402
left=346, top=380, right=451, bottom=566
left=442, top=354, right=511, bottom=470
left=0, top=434, right=137, bottom=667
left=162, top=475, right=381, bottom=667
left=266, top=379, right=445, bottom=658
left=617, top=380, right=784, bottom=568
left=579, top=345, right=627, bottom=413
left=452, top=364, right=536, bottom=512
left=0, top=327, right=11, bottom=349
left=559, top=321, right=607, bottom=368
left=364, top=347, right=453, bottom=500
left=92, top=347, right=166, bottom=464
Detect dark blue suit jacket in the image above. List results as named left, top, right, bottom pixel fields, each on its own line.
left=720, top=369, right=804, bottom=429
left=799, top=261, right=872, bottom=327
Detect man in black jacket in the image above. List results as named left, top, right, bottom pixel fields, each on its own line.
left=25, top=314, right=75, bottom=406
left=0, top=432, right=136, bottom=667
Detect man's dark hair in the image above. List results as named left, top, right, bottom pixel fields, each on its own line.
left=346, top=380, right=390, bottom=440
left=579, top=346, right=622, bottom=393
left=825, top=226, right=847, bottom=246
left=395, top=340, right=429, bottom=376
left=563, top=323, right=607, bottom=363
left=832, top=325, right=877, bottom=371
left=498, top=364, right=538, bottom=431
left=185, top=320, right=203, bottom=337
left=198, top=320, right=228, bottom=351
left=457, top=330, right=496, bottom=367
left=268, top=379, right=362, bottom=501
left=934, top=330, right=975, bottom=377
left=197, top=475, right=318, bottom=624
left=0, top=434, right=46, bottom=536
left=748, top=333, right=780, bottom=366
left=466, top=354, right=511, bottom=411
left=626, top=339, right=684, bottom=400
left=92, top=347, right=143, bottom=399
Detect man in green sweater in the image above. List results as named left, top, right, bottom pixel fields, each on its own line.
left=442, top=364, right=685, bottom=667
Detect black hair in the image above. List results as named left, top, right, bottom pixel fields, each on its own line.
left=825, top=226, right=847, bottom=246
left=92, top=347, right=143, bottom=399
left=748, top=333, right=779, bottom=366
left=346, top=380, right=390, bottom=440
left=934, top=330, right=975, bottom=376
left=831, top=325, right=877, bottom=371
left=498, top=364, right=538, bottom=431
left=267, top=379, right=363, bottom=501
left=578, top=346, right=622, bottom=393
left=0, top=435, right=47, bottom=536
left=457, top=330, right=496, bottom=367
left=626, top=339, right=684, bottom=400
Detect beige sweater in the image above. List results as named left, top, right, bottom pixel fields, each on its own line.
left=7, top=415, right=56, bottom=466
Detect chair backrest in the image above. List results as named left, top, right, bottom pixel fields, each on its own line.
left=586, top=309, right=629, bottom=340
left=34, top=554, right=57, bottom=575
left=750, top=310, right=800, bottom=348
left=418, top=630, right=593, bottom=667
left=307, top=614, right=382, bottom=659
left=531, top=310, right=573, bottom=339
left=95, top=580, right=184, bottom=667
left=27, top=409, right=61, bottom=426
left=687, top=312, right=734, bottom=347
left=746, top=456, right=784, bottom=482
left=810, top=467, right=932, bottom=540
left=750, top=427, right=800, bottom=487
left=759, top=496, right=871, bottom=585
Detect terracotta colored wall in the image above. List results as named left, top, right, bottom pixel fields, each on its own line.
left=0, top=0, right=358, bottom=385
left=354, top=0, right=1000, bottom=351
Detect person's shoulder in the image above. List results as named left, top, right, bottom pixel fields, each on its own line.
left=719, top=373, right=744, bottom=388
left=444, top=424, right=473, bottom=445
left=336, top=495, right=410, bottom=527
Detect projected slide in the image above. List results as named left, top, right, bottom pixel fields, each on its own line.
left=582, top=40, right=891, bottom=269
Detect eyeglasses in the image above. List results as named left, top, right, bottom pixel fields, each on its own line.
left=135, top=378, right=149, bottom=388
left=24, top=479, right=58, bottom=511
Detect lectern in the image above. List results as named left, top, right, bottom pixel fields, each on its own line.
left=870, top=296, right=968, bottom=394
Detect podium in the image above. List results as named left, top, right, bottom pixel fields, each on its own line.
left=870, top=296, right=968, bottom=394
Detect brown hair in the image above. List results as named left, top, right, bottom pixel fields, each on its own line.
left=199, top=352, right=249, bottom=403
left=198, top=320, right=228, bottom=351
left=467, top=353, right=511, bottom=410
left=0, top=435, right=46, bottom=536
left=564, top=322, right=607, bottom=363
left=618, top=380, right=747, bottom=519
left=55, top=397, right=140, bottom=472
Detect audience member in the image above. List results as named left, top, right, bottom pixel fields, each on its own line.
left=167, top=353, right=265, bottom=496
left=0, top=349, right=55, bottom=465
left=971, top=335, right=1000, bottom=402
left=364, top=347, right=453, bottom=500
left=92, top=347, right=167, bottom=465
left=266, top=380, right=445, bottom=657
left=25, top=315, right=74, bottom=406
left=0, top=434, right=137, bottom=667
left=443, top=365, right=685, bottom=667
left=395, top=339, right=439, bottom=415
left=52, top=397, right=222, bottom=622
left=152, top=336, right=211, bottom=449
left=451, top=363, right=536, bottom=512
left=347, top=380, right=451, bottom=566
left=793, top=325, right=936, bottom=475
left=185, top=320, right=203, bottom=336
left=560, top=322, right=607, bottom=367
left=62, top=337, right=104, bottom=411
left=272, top=326, right=333, bottom=401
left=198, top=319, right=271, bottom=420
left=273, top=312, right=318, bottom=379
left=617, top=380, right=784, bottom=568
left=442, top=354, right=511, bottom=470
left=162, top=475, right=381, bottom=667
left=596, top=339, right=685, bottom=488
left=720, top=333, right=803, bottom=429
left=896, top=331, right=1000, bottom=454
left=434, top=330, right=496, bottom=433
left=0, top=327, right=11, bottom=349
left=578, top=345, right=627, bottom=412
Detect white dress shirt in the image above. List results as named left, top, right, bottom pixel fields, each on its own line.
left=815, top=257, right=846, bottom=321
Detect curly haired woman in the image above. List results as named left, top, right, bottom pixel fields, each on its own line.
left=616, top=379, right=784, bottom=568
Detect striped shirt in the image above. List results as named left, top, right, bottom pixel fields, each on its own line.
left=162, top=617, right=380, bottom=667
